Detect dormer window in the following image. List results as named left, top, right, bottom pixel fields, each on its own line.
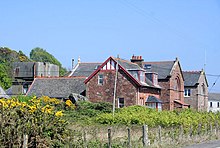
left=146, top=72, right=158, bottom=86
left=144, top=64, right=151, bottom=69
left=95, top=65, right=101, bottom=70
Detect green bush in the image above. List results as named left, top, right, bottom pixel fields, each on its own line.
left=95, top=105, right=219, bottom=128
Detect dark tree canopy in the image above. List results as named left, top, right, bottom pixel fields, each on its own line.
left=30, top=47, right=67, bottom=76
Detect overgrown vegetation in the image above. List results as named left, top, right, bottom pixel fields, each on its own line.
left=64, top=101, right=113, bottom=124
left=0, top=96, right=74, bottom=147
left=0, top=47, right=67, bottom=90
left=0, top=47, right=30, bottom=89
left=1, top=96, right=220, bottom=147
left=95, top=105, right=219, bottom=128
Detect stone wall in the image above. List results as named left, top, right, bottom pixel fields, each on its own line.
left=86, top=69, right=138, bottom=107
left=158, top=61, right=185, bottom=110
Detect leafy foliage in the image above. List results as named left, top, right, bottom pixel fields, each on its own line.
left=95, top=105, right=220, bottom=128
left=0, top=96, right=73, bottom=147
left=0, top=47, right=30, bottom=89
left=30, top=47, right=67, bottom=76
left=64, top=101, right=113, bottom=124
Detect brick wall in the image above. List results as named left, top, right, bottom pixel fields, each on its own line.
left=184, top=73, right=208, bottom=111
left=184, top=86, right=198, bottom=110
left=86, top=70, right=138, bottom=107
left=158, top=79, right=171, bottom=110
left=158, top=62, right=184, bottom=110
left=197, top=74, right=208, bottom=111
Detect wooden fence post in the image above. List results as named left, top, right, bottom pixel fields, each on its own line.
left=215, top=121, right=219, bottom=137
left=189, top=124, right=193, bottom=139
left=197, top=123, right=201, bottom=136
left=83, top=130, right=87, bottom=148
left=179, top=125, right=183, bottom=140
left=127, top=127, right=131, bottom=148
left=23, top=134, right=28, bottom=148
left=210, top=123, right=213, bottom=137
left=142, top=125, right=150, bottom=147
left=108, top=128, right=111, bottom=148
left=158, top=125, right=161, bottom=144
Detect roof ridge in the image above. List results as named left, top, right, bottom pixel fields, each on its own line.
left=80, top=62, right=102, bottom=64
left=35, top=76, right=86, bottom=79
left=143, top=61, right=175, bottom=64
left=113, top=57, right=140, bottom=66
left=183, top=70, right=201, bottom=73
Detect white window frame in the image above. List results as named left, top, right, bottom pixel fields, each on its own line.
left=184, top=89, right=191, bottom=97
left=118, top=98, right=124, bottom=108
left=98, top=74, right=104, bottom=85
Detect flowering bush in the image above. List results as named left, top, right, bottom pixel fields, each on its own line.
left=0, top=96, right=73, bottom=147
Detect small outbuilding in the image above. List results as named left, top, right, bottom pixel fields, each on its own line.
left=146, top=95, right=162, bottom=111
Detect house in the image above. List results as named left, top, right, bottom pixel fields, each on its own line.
left=84, top=56, right=161, bottom=108
left=183, top=70, right=208, bottom=111
left=26, top=77, right=86, bottom=99
left=131, top=55, right=189, bottom=110
left=208, top=93, right=220, bottom=112
left=0, top=86, right=9, bottom=99
left=8, top=62, right=59, bottom=96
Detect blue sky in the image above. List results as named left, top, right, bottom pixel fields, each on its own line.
left=1, top=0, right=220, bottom=92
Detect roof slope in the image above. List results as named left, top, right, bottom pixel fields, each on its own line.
left=115, top=58, right=158, bottom=88
left=85, top=56, right=160, bottom=89
left=143, top=61, right=175, bottom=79
left=0, top=86, right=9, bottom=98
left=69, top=63, right=101, bottom=77
left=146, top=95, right=162, bottom=103
left=113, top=57, right=142, bottom=70
left=183, top=71, right=201, bottom=86
left=27, top=77, right=86, bottom=98
left=208, top=93, right=220, bottom=101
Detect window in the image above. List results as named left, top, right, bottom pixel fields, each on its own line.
left=94, top=65, right=101, bottom=70
left=118, top=98, right=124, bottom=108
left=147, top=103, right=156, bottom=109
left=210, top=102, right=213, bottom=108
left=218, top=102, right=220, bottom=108
left=129, top=71, right=138, bottom=80
left=144, top=64, right=151, bottom=69
left=23, top=85, right=28, bottom=94
left=201, top=83, right=206, bottom=96
left=184, top=89, right=191, bottom=97
left=98, top=74, right=104, bottom=85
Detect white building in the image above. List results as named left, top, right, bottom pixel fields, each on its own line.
left=0, top=86, right=9, bottom=99
left=208, top=93, right=220, bottom=112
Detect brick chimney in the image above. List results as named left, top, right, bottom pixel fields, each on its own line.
left=130, top=55, right=144, bottom=67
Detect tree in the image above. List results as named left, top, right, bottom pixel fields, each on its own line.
left=0, top=64, right=12, bottom=90
left=30, top=47, right=67, bottom=76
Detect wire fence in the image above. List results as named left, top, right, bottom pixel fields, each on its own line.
left=64, top=123, right=220, bottom=148
left=2, top=123, right=220, bottom=148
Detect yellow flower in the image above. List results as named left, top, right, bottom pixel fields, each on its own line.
left=65, top=100, right=72, bottom=107
left=55, top=111, right=63, bottom=117
left=29, top=106, right=37, bottom=113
